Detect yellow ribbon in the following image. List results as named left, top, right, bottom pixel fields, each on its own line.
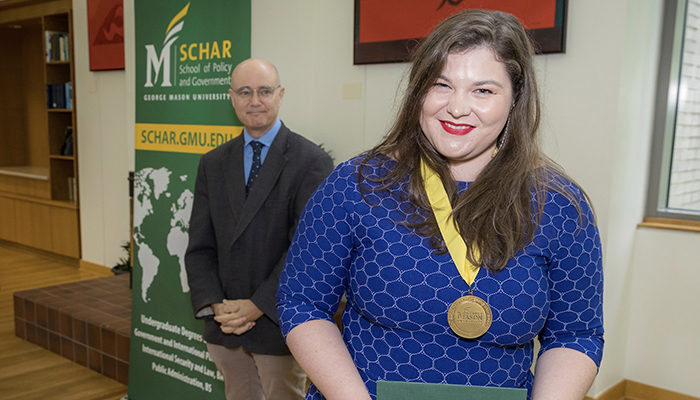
left=420, top=159, right=480, bottom=286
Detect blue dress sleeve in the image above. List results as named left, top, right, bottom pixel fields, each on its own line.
left=277, top=160, right=357, bottom=338
left=537, top=185, right=605, bottom=368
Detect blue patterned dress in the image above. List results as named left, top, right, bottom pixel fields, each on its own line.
left=277, top=157, right=604, bottom=400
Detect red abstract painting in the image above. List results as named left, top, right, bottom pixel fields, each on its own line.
left=87, top=0, right=125, bottom=70
left=354, top=0, right=567, bottom=64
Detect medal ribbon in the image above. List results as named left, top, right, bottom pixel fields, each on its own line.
left=420, top=159, right=479, bottom=286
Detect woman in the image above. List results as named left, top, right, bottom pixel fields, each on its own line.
left=277, top=9, right=603, bottom=400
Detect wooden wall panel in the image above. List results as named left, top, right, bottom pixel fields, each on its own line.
left=0, top=2, right=80, bottom=259
left=0, top=27, right=30, bottom=168
left=0, top=197, right=16, bottom=242
left=24, top=24, right=48, bottom=168
left=0, top=22, right=46, bottom=169
left=0, top=174, right=51, bottom=199
left=14, top=199, right=52, bottom=251
left=0, top=0, right=72, bottom=25
left=50, top=206, right=79, bottom=258
left=625, top=380, right=699, bottom=400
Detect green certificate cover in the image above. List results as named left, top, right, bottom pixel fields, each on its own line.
left=377, top=380, right=527, bottom=400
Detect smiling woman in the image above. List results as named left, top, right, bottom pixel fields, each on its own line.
left=419, top=46, right=513, bottom=181
left=278, top=8, right=603, bottom=400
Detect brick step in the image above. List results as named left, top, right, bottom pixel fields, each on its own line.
left=13, top=274, right=132, bottom=385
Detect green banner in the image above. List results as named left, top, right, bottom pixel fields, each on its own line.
left=129, top=1, right=250, bottom=398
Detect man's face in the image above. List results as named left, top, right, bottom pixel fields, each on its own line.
left=228, top=60, right=285, bottom=138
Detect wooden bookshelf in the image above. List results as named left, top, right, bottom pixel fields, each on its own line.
left=0, top=0, right=79, bottom=259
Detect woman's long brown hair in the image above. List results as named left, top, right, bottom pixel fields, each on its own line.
left=358, top=9, right=591, bottom=273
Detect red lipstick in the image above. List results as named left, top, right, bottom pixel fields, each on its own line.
left=440, top=120, right=474, bottom=136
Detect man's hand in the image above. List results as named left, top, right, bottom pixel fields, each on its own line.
left=211, top=299, right=264, bottom=335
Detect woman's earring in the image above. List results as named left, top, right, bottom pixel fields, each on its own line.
left=492, top=115, right=511, bottom=158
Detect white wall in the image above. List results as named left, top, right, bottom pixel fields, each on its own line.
left=250, top=1, right=407, bottom=161
left=73, top=0, right=131, bottom=269
left=626, top=228, right=700, bottom=396
left=74, top=0, right=700, bottom=397
left=599, top=0, right=662, bottom=394
left=538, top=0, right=629, bottom=393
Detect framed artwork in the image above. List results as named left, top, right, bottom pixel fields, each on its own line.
left=354, top=0, right=567, bottom=64
left=87, top=0, right=125, bottom=70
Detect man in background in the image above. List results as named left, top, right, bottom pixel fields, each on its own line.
left=185, top=58, right=334, bottom=400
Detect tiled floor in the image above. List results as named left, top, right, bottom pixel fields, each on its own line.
left=13, top=273, right=132, bottom=385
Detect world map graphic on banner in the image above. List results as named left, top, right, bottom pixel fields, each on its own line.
left=133, top=167, right=193, bottom=302
left=131, top=0, right=249, bottom=397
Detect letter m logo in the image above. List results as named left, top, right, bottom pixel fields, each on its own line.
left=144, top=3, right=189, bottom=87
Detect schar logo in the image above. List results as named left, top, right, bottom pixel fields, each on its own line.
left=144, top=3, right=190, bottom=87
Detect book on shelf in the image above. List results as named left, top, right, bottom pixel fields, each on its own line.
left=60, top=126, right=73, bottom=156
left=45, top=83, right=72, bottom=110
left=65, top=82, right=72, bottom=109
left=46, top=84, right=58, bottom=108
left=68, top=177, right=76, bottom=203
left=59, top=35, right=65, bottom=61
left=53, top=84, right=63, bottom=109
left=45, top=31, right=69, bottom=62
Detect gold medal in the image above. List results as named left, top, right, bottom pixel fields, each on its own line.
left=447, top=295, right=492, bottom=339
left=421, top=160, right=493, bottom=340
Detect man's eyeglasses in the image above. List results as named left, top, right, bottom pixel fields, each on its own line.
left=231, top=85, right=280, bottom=102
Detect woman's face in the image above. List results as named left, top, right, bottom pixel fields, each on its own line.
left=420, top=46, right=513, bottom=181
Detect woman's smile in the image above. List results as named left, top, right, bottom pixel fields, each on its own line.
left=439, top=120, right=475, bottom=135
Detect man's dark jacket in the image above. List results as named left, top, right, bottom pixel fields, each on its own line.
left=185, top=123, right=334, bottom=355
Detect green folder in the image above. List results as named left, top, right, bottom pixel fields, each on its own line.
left=377, top=380, right=527, bottom=400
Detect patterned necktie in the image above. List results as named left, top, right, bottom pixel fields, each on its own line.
left=246, top=141, right=264, bottom=196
